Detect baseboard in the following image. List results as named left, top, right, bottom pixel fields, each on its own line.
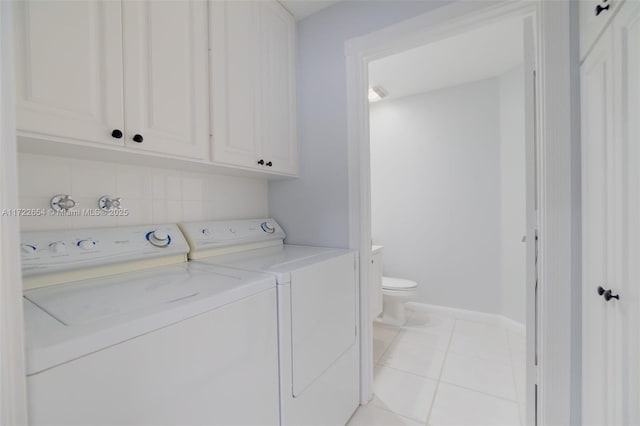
left=405, top=302, right=525, bottom=336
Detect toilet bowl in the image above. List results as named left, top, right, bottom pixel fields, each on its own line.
left=381, top=277, right=418, bottom=326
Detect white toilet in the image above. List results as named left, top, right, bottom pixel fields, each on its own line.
left=381, top=277, right=418, bottom=326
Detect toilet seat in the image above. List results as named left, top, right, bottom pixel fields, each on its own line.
left=382, top=277, right=417, bottom=291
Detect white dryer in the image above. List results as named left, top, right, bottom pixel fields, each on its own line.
left=180, top=219, right=360, bottom=426
left=22, top=224, right=280, bottom=426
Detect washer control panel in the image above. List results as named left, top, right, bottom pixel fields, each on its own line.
left=21, top=224, right=189, bottom=277
left=179, top=219, right=286, bottom=252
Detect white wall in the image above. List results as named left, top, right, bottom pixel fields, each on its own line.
left=268, top=1, right=447, bottom=248
left=499, top=65, right=526, bottom=323
left=370, top=67, right=526, bottom=322
left=17, top=153, right=268, bottom=231
left=370, top=77, right=502, bottom=315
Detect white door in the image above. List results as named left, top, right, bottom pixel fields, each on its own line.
left=122, top=0, right=209, bottom=160
left=579, top=0, right=622, bottom=60
left=260, top=1, right=297, bottom=175
left=581, top=26, right=616, bottom=426
left=613, top=1, right=640, bottom=423
left=210, top=1, right=263, bottom=169
left=13, top=1, right=124, bottom=147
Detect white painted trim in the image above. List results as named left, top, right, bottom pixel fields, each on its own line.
left=346, top=1, right=576, bottom=424
left=0, top=1, right=28, bottom=424
left=535, top=2, right=576, bottom=425
left=405, top=302, right=526, bottom=335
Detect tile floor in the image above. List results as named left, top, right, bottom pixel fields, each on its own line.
left=348, top=309, right=526, bottom=426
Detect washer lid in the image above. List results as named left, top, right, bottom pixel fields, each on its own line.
left=23, top=263, right=275, bottom=375
left=382, top=277, right=417, bottom=290
left=24, top=263, right=273, bottom=326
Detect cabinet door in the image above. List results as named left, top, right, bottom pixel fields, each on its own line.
left=122, top=0, right=209, bottom=160
left=13, top=1, right=124, bottom=147
left=580, top=0, right=622, bottom=60
left=210, top=1, right=263, bottom=169
left=581, top=27, right=617, bottom=426
left=259, top=1, right=297, bottom=175
left=614, top=1, right=640, bottom=423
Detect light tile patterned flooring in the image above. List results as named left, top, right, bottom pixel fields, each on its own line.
left=348, top=309, right=525, bottom=426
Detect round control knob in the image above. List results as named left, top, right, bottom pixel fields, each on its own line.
left=147, top=230, right=171, bottom=248
left=261, top=221, right=276, bottom=234
left=21, top=244, right=37, bottom=254
left=77, top=239, right=96, bottom=250
left=202, top=228, right=212, bottom=237
left=49, top=242, right=67, bottom=253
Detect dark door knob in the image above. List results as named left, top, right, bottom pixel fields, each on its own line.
left=257, top=159, right=265, bottom=165
left=597, top=286, right=606, bottom=296
left=132, top=134, right=143, bottom=143
left=266, top=161, right=273, bottom=167
left=111, top=129, right=123, bottom=139
left=595, top=3, right=610, bottom=16
left=604, top=289, right=620, bottom=301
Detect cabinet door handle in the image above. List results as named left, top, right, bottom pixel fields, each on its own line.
left=257, top=159, right=265, bottom=165
left=604, top=289, right=620, bottom=301
left=111, top=129, right=123, bottom=139
left=598, top=286, right=620, bottom=301
left=132, top=134, right=144, bottom=143
left=266, top=161, right=273, bottom=167
left=595, top=3, right=610, bottom=16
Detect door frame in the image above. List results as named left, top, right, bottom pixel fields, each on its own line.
left=345, top=1, right=578, bottom=425
left=0, top=0, right=28, bottom=424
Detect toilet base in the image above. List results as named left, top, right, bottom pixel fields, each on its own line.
left=381, top=296, right=408, bottom=326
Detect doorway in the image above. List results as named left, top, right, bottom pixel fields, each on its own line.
left=346, top=2, right=577, bottom=425
left=358, top=14, right=530, bottom=426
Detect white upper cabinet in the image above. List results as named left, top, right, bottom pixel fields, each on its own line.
left=14, top=0, right=209, bottom=161
left=259, top=1, right=297, bottom=175
left=210, top=1, right=262, bottom=169
left=13, top=0, right=296, bottom=176
left=580, top=0, right=622, bottom=60
left=210, top=1, right=297, bottom=176
left=122, top=1, right=209, bottom=160
left=14, top=1, right=125, bottom=147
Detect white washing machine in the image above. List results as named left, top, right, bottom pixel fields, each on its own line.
left=179, top=219, right=360, bottom=426
left=21, top=224, right=280, bottom=426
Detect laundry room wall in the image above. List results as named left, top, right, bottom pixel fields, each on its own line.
left=369, top=76, right=503, bottom=316
left=17, top=153, right=268, bottom=231
left=268, top=0, right=447, bottom=248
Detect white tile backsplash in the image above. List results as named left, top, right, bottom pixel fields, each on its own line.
left=70, top=161, right=117, bottom=197
left=17, top=153, right=269, bottom=230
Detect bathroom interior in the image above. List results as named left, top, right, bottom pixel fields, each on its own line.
left=360, top=16, right=529, bottom=426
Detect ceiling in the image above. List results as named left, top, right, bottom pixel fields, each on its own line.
left=368, top=17, right=525, bottom=101
left=279, top=0, right=341, bottom=20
